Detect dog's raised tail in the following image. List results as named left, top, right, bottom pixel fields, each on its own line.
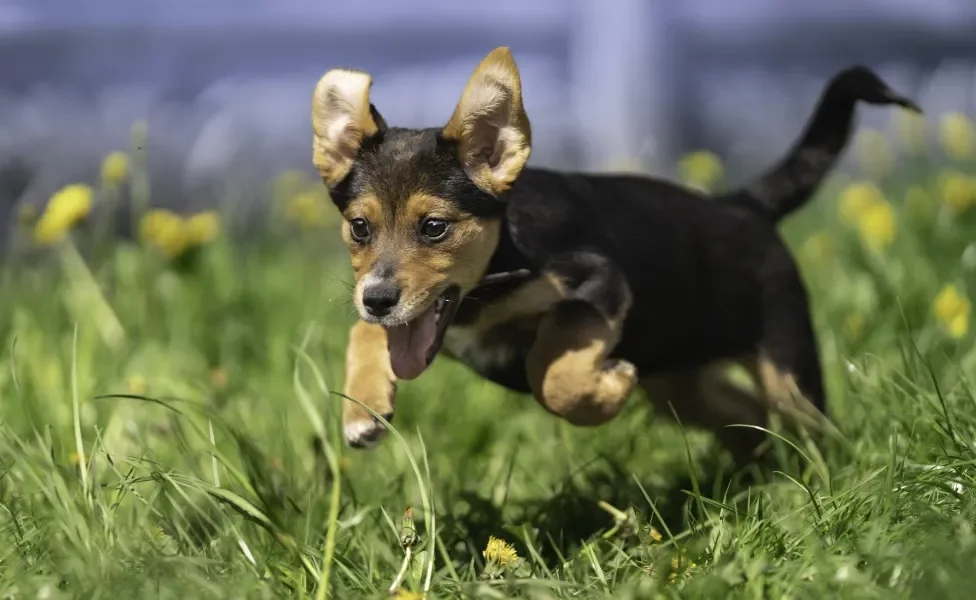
left=721, top=66, right=921, bottom=222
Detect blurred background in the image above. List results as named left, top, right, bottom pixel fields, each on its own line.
left=4, top=7, right=976, bottom=596
left=2, top=0, right=976, bottom=226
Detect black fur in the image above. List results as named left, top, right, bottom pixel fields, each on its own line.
left=451, top=66, right=919, bottom=412
left=331, top=128, right=503, bottom=219
left=723, top=66, right=920, bottom=221
left=332, top=64, right=920, bottom=452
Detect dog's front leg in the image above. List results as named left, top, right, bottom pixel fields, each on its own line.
left=342, top=320, right=397, bottom=448
left=525, top=252, right=638, bottom=426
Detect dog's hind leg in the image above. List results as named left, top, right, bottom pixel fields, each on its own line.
left=641, top=365, right=771, bottom=463
left=754, top=251, right=830, bottom=440
left=525, top=252, right=638, bottom=426
left=637, top=246, right=830, bottom=463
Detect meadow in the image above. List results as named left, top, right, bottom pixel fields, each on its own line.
left=3, top=110, right=976, bottom=599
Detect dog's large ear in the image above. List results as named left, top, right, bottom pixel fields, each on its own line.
left=312, top=69, right=383, bottom=187
left=442, top=47, right=531, bottom=196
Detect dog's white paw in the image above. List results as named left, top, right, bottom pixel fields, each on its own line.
left=343, top=417, right=389, bottom=449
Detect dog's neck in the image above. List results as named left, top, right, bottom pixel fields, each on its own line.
left=468, top=212, right=536, bottom=293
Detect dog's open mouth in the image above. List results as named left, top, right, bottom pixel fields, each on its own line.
left=385, top=286, right=461, bottom=380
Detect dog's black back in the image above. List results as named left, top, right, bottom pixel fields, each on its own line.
left=464, top=66, right=921, bottom=409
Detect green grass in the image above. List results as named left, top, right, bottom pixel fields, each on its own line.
left=3, top=157, right=976, bottom=599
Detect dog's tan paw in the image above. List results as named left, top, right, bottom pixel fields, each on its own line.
left=341, top=372, right=395, bottom=450
left=601, top=359, right=638, bottom=400
left=343, top=413, right=392, bottom=449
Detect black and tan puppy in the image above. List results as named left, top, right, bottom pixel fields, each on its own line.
left=311, top=47, right=920, bottom=461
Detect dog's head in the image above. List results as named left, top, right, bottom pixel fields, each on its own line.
left=311, top=47, right=532, bottom=380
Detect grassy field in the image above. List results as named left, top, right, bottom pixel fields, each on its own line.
left=4, top=115, right=976, bottom=599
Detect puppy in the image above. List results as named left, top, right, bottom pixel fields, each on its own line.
left=311, top=47, right=920, bottom=461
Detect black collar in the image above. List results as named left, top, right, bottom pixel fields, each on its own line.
left=471, top=268, right=533, bottom=292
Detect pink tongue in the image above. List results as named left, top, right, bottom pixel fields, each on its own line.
left=386, top=304, right=439, bottom=380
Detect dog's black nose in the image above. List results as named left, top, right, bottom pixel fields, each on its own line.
left=362, top=282, right=401, bottom=317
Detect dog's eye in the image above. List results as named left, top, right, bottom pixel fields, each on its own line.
left=420, top=218, right=449, bottom=241
left=349, top=218, right=371, bottom=242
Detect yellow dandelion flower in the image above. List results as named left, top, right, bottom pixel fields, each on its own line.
left=939, top=112, right=976, bottom=161
left=949, top=315, right=969, bottom=339
left=148, top=524, right=168, bottom=543
left=933, top=284, right=971, bottom=339
left=670, top=552, right=697, bottom=571
left=904, top=184, right=936, bottom=223
left=139, top=209, right=188, bottom=259
left=855, top=128, right=892, bottom=178
left=100, top=151, right=130, bottom=186
left=285, top=190, right=332, bottom=229
left=857, top=199, right=897, bottom=253
left=484, top=536, right=518, bottom=567
left=648, top=527, right=663, bottom=543
left=390, top=589, right=424, bottom=600
left=893, top=109, right=927, bottom=155
left=679, top=150, right=724, bottom=193
left=69, top=451, right=80, bottom=467
left=800, top=232, right=835, bottom=265
left=938, top=170, right=976, bottom=215
left=140, top=208, right=220, bottom=259
left=838, top=181, right=883, bottom=226
left=483, top=535, right=519, bottom=578
left=668, top=549, right=698, bottom=585
left=34, top=183, right=95, bottom=245
left=184, top=211, right=221, bottom=246
left=125, top=374, right=147, bottom=396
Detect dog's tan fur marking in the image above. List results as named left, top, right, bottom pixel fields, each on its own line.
left=467, top=273, right=567, bottom=330
left=526, top=302, right=637, bottom=426
left=442, top=46, right=532, bottom=196
left=312, top=69, right=380, bottom=186
left=342, top=194, right=385, bottom=277
left=343, top=320, right=396, bottom=429
left=397, top=193, right=501, bottom=297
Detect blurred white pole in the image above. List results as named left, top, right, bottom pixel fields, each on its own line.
left=569, top=0, right=676, bottom=174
